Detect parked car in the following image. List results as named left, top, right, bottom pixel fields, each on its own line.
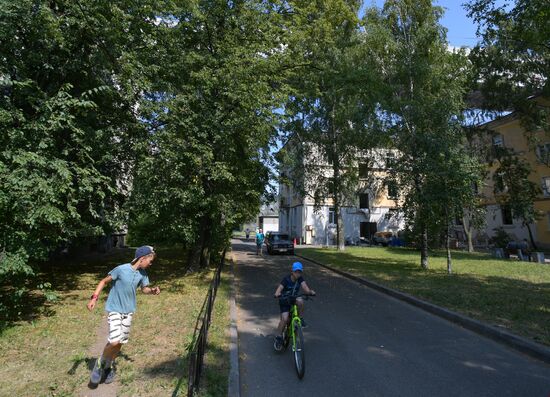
left=266, top=232, right=294, bottom=255
left=372, top=231, right=393, bottom=246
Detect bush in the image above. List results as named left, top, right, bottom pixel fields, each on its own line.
left=489, top=227, right=512, bottom=248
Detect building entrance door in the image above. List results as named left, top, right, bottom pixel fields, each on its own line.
left=360, top=222, right=377, bottom=242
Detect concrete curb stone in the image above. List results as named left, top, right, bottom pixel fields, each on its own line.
left=228, top=257, right=240, bottom=397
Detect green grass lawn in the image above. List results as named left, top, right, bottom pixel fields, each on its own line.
left=297, top=246, right=550, bottom=346
left=0, top=247, right=230, bottom=397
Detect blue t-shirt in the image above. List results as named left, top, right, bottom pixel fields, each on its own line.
left=105, top=263, right=150, bottom=313
left=256, top=232, right=265, bottom=245
left=280, top=274, right=304, bottom=297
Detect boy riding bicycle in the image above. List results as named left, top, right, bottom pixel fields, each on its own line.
left=273, top=261, right=315, bottom=348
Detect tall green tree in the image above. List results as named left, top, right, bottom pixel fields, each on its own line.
left=128, top=0, right=297, bottom=267
left=492, top=150, right=541, bottom=249
left=363, top=0, right=477, bottom=269
left=0, top=0, right=156, bottom=319
left=281, top=0, right=381, bottom=250
left=466, top=0, right=549, bottom=141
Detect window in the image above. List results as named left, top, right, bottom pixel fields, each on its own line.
left=385, top=208, right=398, bottom=221
left=492, top=134, right=504, bottom=147
left=359, top=163, right=369, bottom=178
left=386, top=181, right=398, bottom=200
left=501, top=205, right=513, bottom=225
left=385, top=153, right=396, bottom=169
left=536, top=144, right=550, bottom=164
left=359, top=193, right=369, bottom=209
left=542, top=177, right=550, bottom=197
left=494, top=172, right=506, bottom=193
left=455, top=215, right=463, bottom=226
left=328, top=177, right=336, bottom=197
left=328, top=207, right=335, bottom=224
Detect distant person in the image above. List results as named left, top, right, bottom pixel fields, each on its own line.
left=86, top=245, right=161, bottom=388
left=245, top=228, right=250, bottom=240
left=256, top=228, right=265, bottom=255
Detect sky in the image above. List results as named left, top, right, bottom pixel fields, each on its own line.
left=361, top=0, right=489, bottom=48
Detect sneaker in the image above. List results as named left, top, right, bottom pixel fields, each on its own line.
left=274, top=336, right=284, bottom=351
left=300, top=317, right=308, bottom=328
left=104, top=365, right=116, bottom=384
left=89, top=358, right=103, bottom=387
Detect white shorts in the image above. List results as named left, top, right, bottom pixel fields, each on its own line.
left=107, top=312, right=134, bottom=344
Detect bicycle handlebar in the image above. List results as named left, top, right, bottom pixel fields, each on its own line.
left=274, top=292, right=316, bottom=300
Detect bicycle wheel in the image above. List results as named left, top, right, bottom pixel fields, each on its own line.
left=293, top=323, right=305, bottom=379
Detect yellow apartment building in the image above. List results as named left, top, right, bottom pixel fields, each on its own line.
left=475, top=102, right=550, bottom=250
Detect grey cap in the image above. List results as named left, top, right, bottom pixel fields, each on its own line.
left=135, top=245, right=155, bottom=259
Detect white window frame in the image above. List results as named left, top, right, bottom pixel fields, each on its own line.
left=542, top=177, right=550, bottom=197
left=537, top=143, right=550, bottom=164
left=328, top=207, right=335, bottom=224
left=492, top=134, right=504, bottom=147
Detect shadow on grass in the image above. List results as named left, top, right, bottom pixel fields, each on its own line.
left=67, top=351, right=134, bottom=376
left=162, top=344, right=227, bottom=397
left=298, top=248, right=550, bottom=345
left=0, top=246, right=215, bottom=334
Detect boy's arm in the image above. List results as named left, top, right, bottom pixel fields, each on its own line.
left=141, top=286, right=161, bottom=295
left=300, top=281, right=316, bottom=296
left=274, top=284, right=284, bottom=298
left=87, top=275, right=113, bottom=311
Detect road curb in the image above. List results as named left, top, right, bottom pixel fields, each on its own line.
left=295, top=253, right=550, bottom=365
left=227, top=258, right=240, bottom=397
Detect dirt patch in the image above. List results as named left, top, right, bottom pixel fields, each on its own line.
left=78, top=314, right=117, bottom=397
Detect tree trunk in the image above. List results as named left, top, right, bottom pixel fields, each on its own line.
left=462, top=214, right=475, bottom=253
left=187, top=240, right=202, bottom=271
left=200, top=217, right=212, bottom=268
left=525, top=222, right=538, bottom=251
left=330, top=102, right=345, bottom=251
left=188, top=215, right=210, bottom=270
left=420, top=225, right=429, bottom=269
left=446, top=222, right=452, bottom=274
left=336, top=204, right=345, bottom=251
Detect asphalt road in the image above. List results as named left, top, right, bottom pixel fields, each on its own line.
left=232, top=239, right=550, bottom=397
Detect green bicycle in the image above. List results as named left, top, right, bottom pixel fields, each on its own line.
left=274, top=293, right=313, bottom=379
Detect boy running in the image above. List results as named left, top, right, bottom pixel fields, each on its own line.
left=86, top=245, right=161, bottom=387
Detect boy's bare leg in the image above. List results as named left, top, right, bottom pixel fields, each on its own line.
left=277, top=312, right=289, bottom=334
left=102, top=342, right=122, bottom=363
left=296, top=299, right=305, bottom=317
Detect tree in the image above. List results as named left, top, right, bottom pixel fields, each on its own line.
left=363, top=0, right=477, bottom=269
left=281, top=0, right=381, bottom=250
left=492, top=150, right=541, bottom=249
left=466, top=0, right=549, bottom=142
left=0, top=0, right=153, bottom=318
left=128, top=0, right=298, bottom=267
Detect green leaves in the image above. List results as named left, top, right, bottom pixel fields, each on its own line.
left=0, top=0, right=152, bottom=319
left=466, top=0, right=549, bottom=132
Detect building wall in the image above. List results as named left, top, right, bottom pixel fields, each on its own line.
left=474, top=106, right=550, bottom=249
left=278, top=142, right=404, bottom=245
left=261, top=217, right=279, bottom=233
left=279, top=204, right=404, bottom=245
